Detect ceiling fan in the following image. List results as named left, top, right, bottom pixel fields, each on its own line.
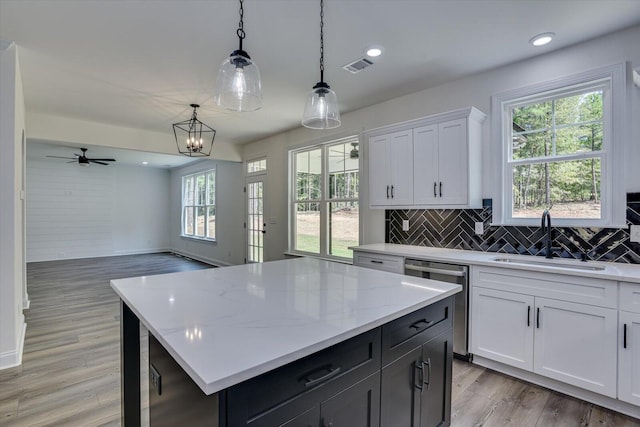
left=46, top=148, right=116, bottom=166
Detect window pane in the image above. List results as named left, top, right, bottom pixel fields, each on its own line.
left=196, top=175, right=206, bottom=205
left=329, top=202, right=359, bottom=258
left=196, top=206, right=206, bottom=237
left=512, top=158, right=601, bottom=219
left=555, top=90, right=603, bottom=126
left=294, top=202, right=320, bottom=253
left=207, top=206, right=215, bottom=239
left=184, top=207, right=194, bottom=235
left=207, top=172, right=215, bottom=205
left=247, top=159, right=267, bottom=173
left=184, top=177, right=194, bottom=205
left=328, top=142, right=359, bottom=199
left=296, top=149, right=321, bottom=201
left=512, top=101, right=552, bottom=133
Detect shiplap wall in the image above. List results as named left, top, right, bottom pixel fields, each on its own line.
left=26, top=159, right=171, bottom=262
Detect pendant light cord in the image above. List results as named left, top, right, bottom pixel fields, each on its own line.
left=237, top=0, right=245, bottom=51
left=319, top=0, right=324, bottom=83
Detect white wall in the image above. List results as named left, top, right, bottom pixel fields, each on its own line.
left=170, top=159, right=245, bottom=266
left=26, top=159, right=172, bottom=262
left=242, top=25, right=640, bottom=261
left=0, top=43, right=26, bottom=369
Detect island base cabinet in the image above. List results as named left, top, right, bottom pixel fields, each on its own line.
left=380, top=330, right=453, bottom=427
left=321, top=373, right=380, bottom=427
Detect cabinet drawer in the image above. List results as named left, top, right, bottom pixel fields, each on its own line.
left=382, top=297, right=453, bottom=365
left=620, top=282, right=640, bottom=314
left=354, top=252, right=404, bottom=274
left=226, top=328, right=381, bottom=425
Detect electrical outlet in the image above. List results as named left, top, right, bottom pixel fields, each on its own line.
left=402, top=220, right=410, bottom=231
left=630, top=225, right=640, bottom=243
left=474, top=222, right=484, bottom=235
left=150, top=364, right=162, bottom=396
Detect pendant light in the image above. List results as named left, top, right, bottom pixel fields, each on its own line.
left=302, top=0, right=341, bottom=129
left=214, top=0, right=262, bottom=112
left=172, top=104, right=216, bottom=157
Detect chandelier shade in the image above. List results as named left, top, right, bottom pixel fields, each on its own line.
left=214, top=0, right=263, bottom=112
left=172, top=104, right=216, bottom=157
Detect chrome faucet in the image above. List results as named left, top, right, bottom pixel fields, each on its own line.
left=541, top=209, right=554, bottom=259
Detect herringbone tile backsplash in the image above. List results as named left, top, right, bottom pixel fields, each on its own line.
left=387, top=193, right=640, bottom=264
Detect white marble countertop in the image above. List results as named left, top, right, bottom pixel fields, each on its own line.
left=110, top=257, right=461, bottom=395
left=351, top=244, right=640, bottom=283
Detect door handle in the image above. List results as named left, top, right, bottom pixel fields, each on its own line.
left=434, top=182, right=437, bottom=197
left=439, top=181, right=443, bottom=197
left=624, top=323, right=627, bottom=349
left=386, top=185, right=389, bottom=199
left=527, top=305, right=531, bottom=327
left=422, top=358, right=432, bottom=390
left=536, top=307, right=540, bottom=329
left=391, top=185, right=394, bottom=199
left=415, top=362, right=424, bottom=393
left=261, top=223, right=266, bottom=234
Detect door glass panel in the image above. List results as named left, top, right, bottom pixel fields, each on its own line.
left=247, top=181, right=264, bottom=263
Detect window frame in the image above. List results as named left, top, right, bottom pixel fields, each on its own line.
left=288, top=135, right=361, bottom=261
left=491, top=63, right=627, bottom=227
left=181, top=168, right=216, bottom=241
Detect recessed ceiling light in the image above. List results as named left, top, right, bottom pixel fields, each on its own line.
left=366, top=45, right=383, bottom=57
left=141, top=161, right=148, bottom=165
left=529, top=32, right=555, bottom=47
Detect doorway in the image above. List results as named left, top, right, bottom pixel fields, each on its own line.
left=245, top=158, right=267, bottom=263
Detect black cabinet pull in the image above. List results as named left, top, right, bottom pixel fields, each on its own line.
left=423, top=358, right=432, bottom=390
left=386, top=185, right=389, bottom=199
left=536, top=307, right=540, bottom=329
left=624, top=323, right=627, bottom=349
left=527, top=305, right=531, bottom=327
left=302, top=365, right=341, bottom=388
left=409, top=318, right=434, bottom=331
left=391, top=185, right=394, bottom=199
left=433, top=182, right=437, bottom=197
left=415, top=362, right=424, bottom=393
left=370, top=260, right=384, bottom=264
left=439, top=182, right=443, bottom=197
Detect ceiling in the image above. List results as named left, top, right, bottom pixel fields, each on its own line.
left=2, top=0, right=640, bottom=161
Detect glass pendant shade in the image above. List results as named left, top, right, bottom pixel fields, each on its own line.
left=302, top=82, right=341, bottom=129
left=214, top=51, right=262, bottom=112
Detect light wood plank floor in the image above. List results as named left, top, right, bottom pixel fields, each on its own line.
left=1, top=254, right=638, bottom=426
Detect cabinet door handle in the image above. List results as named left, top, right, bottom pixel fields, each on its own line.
left=370, top=260, right=384, bottom=264
left=409, top=318, right=434, bottom=331
left=439, top=181, right=443, bottom=197
left=415, top=362, right=424, bottom=393
left=434, top=182, right=437, bottom=197
left=386, top=185, right=390, bottom=199
left=536, top=307, right=540, bottom=329
left=391, top=185, right=394, bottom=199
left=423, top=358, right=432, bottom=390
left=302, top=365, right=341, bottom=388
left=527, top=305, right=531, bottom=327
left=624, top=323, right=627, bottom=349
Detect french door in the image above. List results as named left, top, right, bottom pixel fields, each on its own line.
left=246, top=176, right=266, bottom=263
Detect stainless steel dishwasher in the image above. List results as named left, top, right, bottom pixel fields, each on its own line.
left=404, top=259, right=471, bottom=361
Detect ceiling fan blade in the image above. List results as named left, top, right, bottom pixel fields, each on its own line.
left=87, top=158, right=116, bottom=162
left=90, top=160, right=109, bottom=165
left=46, top=155, right=76, bottom=160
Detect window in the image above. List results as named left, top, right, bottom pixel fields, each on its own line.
left=290, top=136, right=359, bottom=259
left=182, top=169, right=216, bottom=240
left=492, top=63, right=626, bottom=227
left=247, top=158, right=266, bottom=174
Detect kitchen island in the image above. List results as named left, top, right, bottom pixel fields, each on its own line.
left=111, top=257, right=461, bottom=426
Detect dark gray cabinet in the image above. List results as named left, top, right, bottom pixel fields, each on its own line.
left=321, top=373, right=380, bottom=427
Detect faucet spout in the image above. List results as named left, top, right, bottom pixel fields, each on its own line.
left=541, top=209, right=553, bottom=259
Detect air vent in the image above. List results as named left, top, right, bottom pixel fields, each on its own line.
left=342, top=57, right=374, bottom=74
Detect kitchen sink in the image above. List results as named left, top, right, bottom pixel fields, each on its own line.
left=491, top=257, right=606, bottom=271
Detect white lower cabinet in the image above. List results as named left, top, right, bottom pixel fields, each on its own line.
left=470, top=266, right=619, bottom=399
left=619, top=283, right=640, bottom=406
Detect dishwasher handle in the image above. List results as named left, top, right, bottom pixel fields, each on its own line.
left=404, top=264, right=467, bottom=278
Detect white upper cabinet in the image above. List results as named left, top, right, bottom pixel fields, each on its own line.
left=368, top=130, right=413, bottom=206
left=366, top=107, right=485, bottom=209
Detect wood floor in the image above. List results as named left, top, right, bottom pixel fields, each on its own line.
left=0, top=253, right=638, bottom=427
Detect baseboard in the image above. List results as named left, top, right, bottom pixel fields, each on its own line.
left=23, top=296, right=30, bottom=310
left=473, top=355, right=640, bottom=419
left=0, top=322, right=26, bottom=370
left=27, top=248, right=171, bottom=263
left=169, top=249, right=231, bottom=268
left=113, top=248, right=169, bottom=256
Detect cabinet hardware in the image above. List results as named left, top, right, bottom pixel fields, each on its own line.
left=262, top=223, right=266, bottom=234
left=404, top=264, right=466, bottom=277
left=415, top=362, right=424, bottom=393
left=410, top=318, right=435, bottom=331
left=527, top=305, right=531, bottom=327
left=434, top=182, right=437, bottom=197
left=386, top=185, right=389, bottom=199
left=536, top=307, right=540, bottom=329
left=624, top=323, right=627, bottom=349
left=370, top=260, right=384, bottom=264
left=439, top=182, right=443, bottom=197
left=423, top=358, right=432, bottom=390
left=303, top=365, right=341, bottom=388
left=391, top=185, right=394, bottom=198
